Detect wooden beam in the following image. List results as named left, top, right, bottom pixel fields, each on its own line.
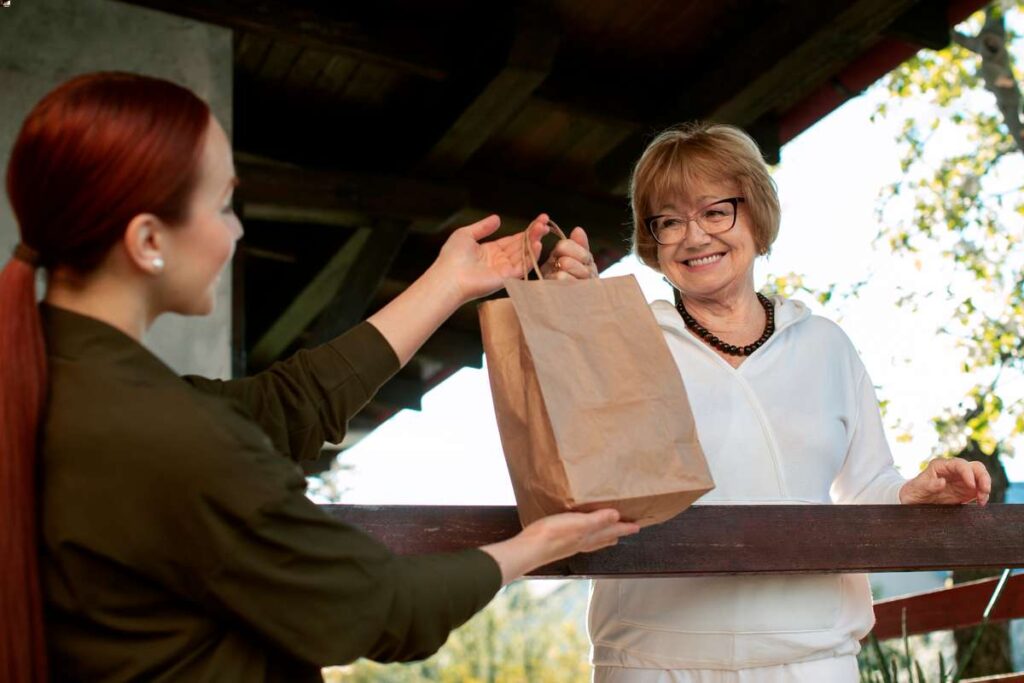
left=885, top=0, right=952, bottom=51
left=961, top=674, right=1024, bottom=683
left=235, top=158, right=630, bottom=247
left=324, top=504, right=1024, bottom=578
left=249, top=228, right=371, bottom=368
left=408, top=20, right=558, bottom=234
left=375, top=374, right=427, bottom=412
left=418, top=328, right=483, bottom=369
left=704, top=0, right=919, bottom=125
left=747, top=114, right=781, bottom=166
left=236, top=156, right=467, bottom=227
left=463, top=173, right=631, bottom=247
left=419, top=23, right=559, bottom=176
left=306, top=220, right=408, bottom=346
left=559, top=0, right=926, bottom=191
left=872, top=573, right=1024, bottom=641
left=113, top=0, right=450, bottom=79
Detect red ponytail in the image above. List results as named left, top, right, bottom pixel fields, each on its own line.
left=0, top=256, right=48, bottom=681
left=1, top=72, right=210, bottom=682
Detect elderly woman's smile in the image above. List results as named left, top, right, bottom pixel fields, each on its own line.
left=681, top=252, right=726, bottom=268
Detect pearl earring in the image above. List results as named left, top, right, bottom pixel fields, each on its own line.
left=152, top=257, right=164, bottom=272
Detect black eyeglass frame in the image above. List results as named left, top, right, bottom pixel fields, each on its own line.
left=644, top=197, right=746, bottom=245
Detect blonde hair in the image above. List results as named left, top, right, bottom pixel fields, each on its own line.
left=629, top=122, right=780, bottom=270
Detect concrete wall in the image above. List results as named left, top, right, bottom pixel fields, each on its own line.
left=0, top=0, right=233, bottom=378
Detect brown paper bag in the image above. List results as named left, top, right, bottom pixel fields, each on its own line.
left=478, top=231, right=714, bottom=528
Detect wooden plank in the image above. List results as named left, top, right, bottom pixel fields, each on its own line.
left=235, top=158, right=629, bottom=248
left=779, top=0, right=987, bottom=145
left=236, top=157, right=468, bottom=226
left=249, top=228, right=372, bottom=368
left=872, top=574, right=1024, bottom=641
left=885, top=0, right=953, bottom=51
left=961, top=674, right=1024, bottom=683
left=375, top=374, right=427, bottom=412
left=314, top=54, right=359, bottom=95
left=556, top=0, right=930, bottom=191
left=408, top=20, right=558, bottom=233
left=706, top=0, right=918, bottom=125
left=284, top=48, right=332, bottom=91
left=307, top=220, right=408, bottom=346
left=259, top=41, right=302, bottom=84
left=545, top=119, right=635, bottom=188
left=419, top=24, right=559, bottom=176
left=463, top=172, right=631, bottom=249
left=342, top=62, right=401, bottom=107
left=418, top=328, right=483, bottom=369
left=323, top=504, right=1024, bottom=578
left=235, top=32, right=273, bottom=74
left=113, top=0, right=450, bottom=79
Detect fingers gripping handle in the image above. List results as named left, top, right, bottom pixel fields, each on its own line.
left=522, top=219, right=569, bottom=281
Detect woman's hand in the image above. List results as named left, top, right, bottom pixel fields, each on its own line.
left=367, top=214, right=548, bottom=367
left=481, top=509, right=640, bottom=584
left=535, top=214, right=599, bottom=281
left=433, top=214, right=549, bottom=305
left=899, top=457, right=991, bottom=505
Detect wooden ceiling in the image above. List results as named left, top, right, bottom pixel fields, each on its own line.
left=117, top=0, right=984, bottom=468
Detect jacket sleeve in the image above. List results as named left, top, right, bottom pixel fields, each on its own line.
left=830, top=368, right=907, bottom=505
left=182, top=322, right=400, bottom=462
left=202, top=469, right=503, bottom=666
left=140, top=407, right=503, bottom=668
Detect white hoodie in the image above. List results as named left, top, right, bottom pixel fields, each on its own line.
left=589, top=296, right=906, bottom=671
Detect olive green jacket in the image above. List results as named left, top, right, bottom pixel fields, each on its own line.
left=39, top=304, right=501, bottom=682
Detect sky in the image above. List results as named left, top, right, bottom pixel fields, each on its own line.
left=308, top=63, right=1024, bottom=507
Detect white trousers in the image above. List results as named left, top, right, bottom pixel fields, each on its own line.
left=593, top=655, right=859, bottom=683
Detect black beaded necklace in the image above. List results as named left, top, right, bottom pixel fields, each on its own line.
left=676, top=292, right=775, bottom=357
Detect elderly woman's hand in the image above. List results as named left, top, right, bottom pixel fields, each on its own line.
left=899, top=457, right=991, bottom=505
left=531, top=213, right=599, bottom=280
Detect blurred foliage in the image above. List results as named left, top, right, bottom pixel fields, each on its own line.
left=874, top=1, right=1024, bottom=465
left=874, top=2, right=1024, bottom=677
left=324, top=581, right=591, bottom=683
left=858, top=632, right=950, bottom=683
left=761, top=271, right=841, bottom=305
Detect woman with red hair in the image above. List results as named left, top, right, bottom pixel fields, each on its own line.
left=0, top=72, right=638, bottom=683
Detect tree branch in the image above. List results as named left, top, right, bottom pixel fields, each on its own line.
left=952, top=30, right=984, bottom=55
left=973, top=7, right=1024, bottom=154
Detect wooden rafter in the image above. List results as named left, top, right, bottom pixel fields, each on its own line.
left=705, top=0, right=920, bottom=125
left=564, top=0, right=928, bottom=188
left=236, top=158, right=630, bottom=249
left=418, top=21, right=559, bottom=176
left=306, top=220, right=408, bottom=346
left=249, top=228, right=372, bottom=369
left=113, top=0, right=450, bottom=79
left=885, top=0, right=954, bottom=51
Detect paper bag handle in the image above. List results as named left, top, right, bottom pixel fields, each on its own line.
left=522, top=218, right=569, bottom=281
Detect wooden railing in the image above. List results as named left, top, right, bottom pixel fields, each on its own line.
left=873, top=573, right=1024, bottom=641
left=327, top=503, right=1024, bottom=678
left=325, top=503, right=1024, bottom=577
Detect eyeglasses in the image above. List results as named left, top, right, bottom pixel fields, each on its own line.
left=644, top=197, right=745, bottom=245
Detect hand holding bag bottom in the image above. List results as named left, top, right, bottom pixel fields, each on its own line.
left=479, top=270, right=714, bottom=528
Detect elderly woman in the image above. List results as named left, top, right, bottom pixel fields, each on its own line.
left=537, top=122, right=991, bottom=682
